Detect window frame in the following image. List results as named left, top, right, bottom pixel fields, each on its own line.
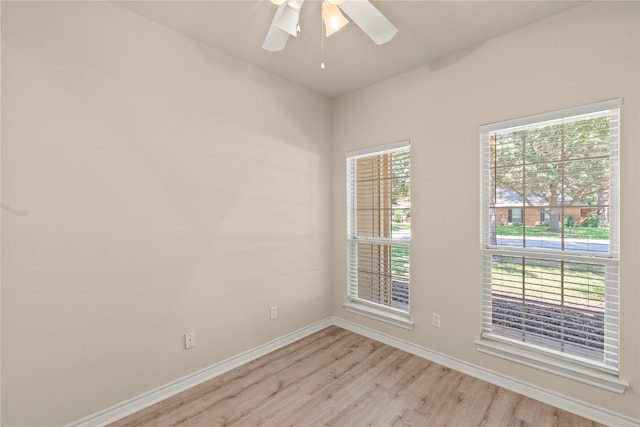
left=476, top=99, right=628, bottom=393
left=343, top=140, right=414, bottom=330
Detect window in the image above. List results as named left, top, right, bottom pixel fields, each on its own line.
left=477, top=100, right=627, bottom=393
left=508, top=208, right=522, bottom=225
left=344, top=141, right=412, bottom=329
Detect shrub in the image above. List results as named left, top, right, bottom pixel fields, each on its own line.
left=392, top=209, right=408, bottom=223
left=582, top=212, right=600, bottom=228
left=564, top=215, right=576, bottom=227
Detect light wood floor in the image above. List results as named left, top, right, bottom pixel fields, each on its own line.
left=110, top=326, right=605, bottom=427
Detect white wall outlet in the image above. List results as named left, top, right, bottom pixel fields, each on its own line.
left=270, top=306, right=277, bottom=319
left=185, top=331, right=195, bottom=349
left=432, top=313, right=441, bottom=328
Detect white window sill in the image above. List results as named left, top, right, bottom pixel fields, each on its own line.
left=475, top=335, right=629, bottom=394
left=343, top=301, right=414, bottom=330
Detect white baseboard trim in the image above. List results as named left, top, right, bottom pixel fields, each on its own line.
left=68, top=318, right=333, bottom=427
left=70, top=316, right=639, bottom=427
left=332, top=316, right=640, bottom=427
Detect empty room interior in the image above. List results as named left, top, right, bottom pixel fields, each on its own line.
left=1, top=1, right=639, bottom=426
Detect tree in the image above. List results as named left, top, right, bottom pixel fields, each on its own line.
left=391, top=150, right=410, bottom=207
left=492, top=116, right=610, bottom=233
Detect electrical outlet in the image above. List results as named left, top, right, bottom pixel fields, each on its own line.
left=432, top=313, right=441, bottom=328
left=185, top=331, right=195, bottom=349
left=270, top=306, right=278, bottom=319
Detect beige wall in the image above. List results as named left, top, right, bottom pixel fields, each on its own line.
left=2, top=0, right=640, bottom=426
left=332, top=0, right=639, bottom=421
left=1, top=2, right=332, bottom=425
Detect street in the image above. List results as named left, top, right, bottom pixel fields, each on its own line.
left=496, top=236, right=609, bottom=253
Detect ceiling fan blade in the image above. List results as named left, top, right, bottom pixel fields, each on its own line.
left=338, top=0, right=398, bottom=45
left=275, top=0, right=304, bottom=36
left=263, top=27, right=290, bottom=52
left=263, top=0, right=306, bottom=52
left=263, top=2, right=291, bottom=52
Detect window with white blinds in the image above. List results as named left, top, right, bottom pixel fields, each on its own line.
left=478, top=100, right=624, bottom=389
left=344, top=141, right=412, bottom=329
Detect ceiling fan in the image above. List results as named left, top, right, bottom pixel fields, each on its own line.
left=263, top=0, right=398, bottom=52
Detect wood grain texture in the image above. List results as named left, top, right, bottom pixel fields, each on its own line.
left=109, top=326, right=605, bottom=427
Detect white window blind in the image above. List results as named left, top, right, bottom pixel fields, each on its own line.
left=345, top=142, right=411, bottom=327
left=479, top=100, right=621, bottom=378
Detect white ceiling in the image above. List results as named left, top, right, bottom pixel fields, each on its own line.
left=115, top=0, right=584, bottom=98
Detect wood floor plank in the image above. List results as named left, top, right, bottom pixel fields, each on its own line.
left=183, top=331, right=358, bottom=426
left=276, top=343, right=402, bottom=426
left=390, top=408, right=430, bottom=427
left=322, top=382, right=408, bottom=427
left=109, top=327, right=607, bottom=427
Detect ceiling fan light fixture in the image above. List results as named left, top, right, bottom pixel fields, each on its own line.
left=327, top=0, right=345, bottom=4
left=322, top=2, right=349, bottom=37
left=269, top=0, right=286, bottom=4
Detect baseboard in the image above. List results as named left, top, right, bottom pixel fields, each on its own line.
left=68, top=318, right=333, bottom=427
left=70, top=316, right=639, bottom=427
left=332, top=316, right=640, bottom=427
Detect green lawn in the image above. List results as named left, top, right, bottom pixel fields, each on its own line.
left=392, top=223, right=410, bottom=232
left=391, top=245, right=409, bottom=278
left=391, top=222, right=410, bottom=277
left=496, top=225, right=609, bottom=240
left=491, top=258, right=605, bottom=307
